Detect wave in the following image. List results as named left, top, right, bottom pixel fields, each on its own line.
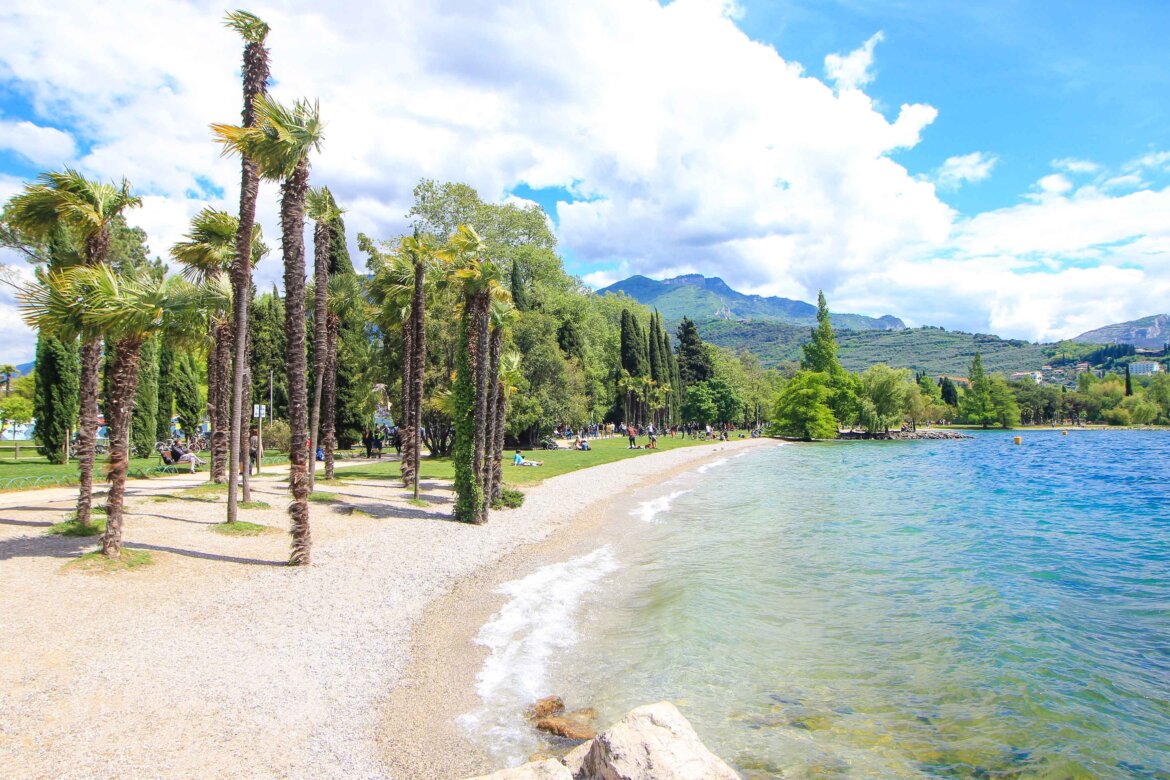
left=696, top=457, right=729, bottom=473
left=630, top=489, right=692, bottom=523
left=460, top=547, right=620, bottom=762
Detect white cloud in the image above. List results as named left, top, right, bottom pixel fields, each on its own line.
left=0, top=119, right=77, bottom=166
left=0, top=0, right=1165, bottom=359
left=1052, top=157, right=1101, bottom=175
left=933, top=151, right=997, bottom=190
left=824, top=32, right=884, bottom=92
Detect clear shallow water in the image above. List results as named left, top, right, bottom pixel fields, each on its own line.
left=469, top=432, right=1170, bottom=778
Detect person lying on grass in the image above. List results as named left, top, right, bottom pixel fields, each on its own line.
left=513, top=450, right=543, bottom=467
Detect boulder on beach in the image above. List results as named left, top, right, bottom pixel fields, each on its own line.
left=573, top=702, right=740, bottom=780
left=469, top=758, right=574, bottom=780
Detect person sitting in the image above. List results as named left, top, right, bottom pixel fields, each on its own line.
left=171, top=439, right=206, bottom=473
left=574, top=438, right=591, bottom=451
left=513, top=450, right=543, bottom=467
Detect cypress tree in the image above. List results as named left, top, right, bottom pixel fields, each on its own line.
left=329, top=213, right=366, bottom=448
left=1125, top=364, right=1133, bottom=396
left=648, top=311, right=665, bottom=384
left=249, top=288, right=287, bottom=420
left=676, top=316, right=713, bottom=384
left=620, top=309, right=641, bottom=376
left=156, top=343, right=175, bottom=441
left=801, top=291, right=842, bottom=374
left=33, top=333, right=79, bottom=464
left=174, top=351, right=203, bottom=440
left=130, top=335, right=159, bottom=457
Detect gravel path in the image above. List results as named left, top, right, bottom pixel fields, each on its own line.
left=0, top=440, right=767, bottom=778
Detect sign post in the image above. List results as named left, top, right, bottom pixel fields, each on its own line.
left=253, top=404, right=266, bottom=474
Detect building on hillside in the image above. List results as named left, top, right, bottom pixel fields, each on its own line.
left=1011, top=371, right=1043, bottom=384
left=1074, top=362, right=1091, bottom=373
left=1130, top=361, right=1161, bottom=375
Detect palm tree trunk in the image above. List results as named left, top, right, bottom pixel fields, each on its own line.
left=284, top=157, right=312, bottom=566
left=226, top=34, right=268, bottom=524
left=308, top=220, right=329, bottom=489
left=239, top=356, right=252, bottom=503
left=471, top=292, right=491, bottom=524
left=323, top=315, right=339, bottom=480
left=482, top=326, right=503, bottom=506
left=75, top=337, right=102, bottom=529
left=399, top=309, right=415, bottom=489
left=103, top=336, right=143, bottom=558
left=211, top=321, right=231, bottom=483
left=491, top=378, right=506, bottom=502
left=410, top=256, right=426, bottom=498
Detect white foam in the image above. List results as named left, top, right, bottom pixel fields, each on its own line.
left=696, top=457, right=729, bottom=473
left=630, top=489, right=692, bottom=523
left=460, top=547, right=620, bottom=763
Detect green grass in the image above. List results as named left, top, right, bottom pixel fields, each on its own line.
left=210, top=520, right=275, bottom=536
left=407, top=498, right=429, bottom=508
left=492, top=485, right=525, bottom=509
left=333, top=434, right=712, bottom=486
left=63, top=548, right=154, bottom=574
left=307, top=491, right=339, bottom=503
left=0, top=452, right=291, bottom=491
left=48, top=516, right=108, bottom=536
left=344, top=507, right=374, bottom=518
left=238, top=500, right=271, bottom=510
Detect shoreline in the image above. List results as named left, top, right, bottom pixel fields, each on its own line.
left=377, top=436, right=774, bottom=779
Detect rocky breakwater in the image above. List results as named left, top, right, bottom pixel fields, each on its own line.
left=837, top=429, right=974, bottom=440
left=468, top=702, right=740, bottom=780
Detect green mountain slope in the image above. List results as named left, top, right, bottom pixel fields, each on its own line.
left=699, top=320, right=1095, bottom=376
left=1073, top=314, right=1170, bottom=349
left=600, top=274, right=904, bottom=331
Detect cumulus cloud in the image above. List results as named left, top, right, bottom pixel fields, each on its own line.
left=0, top=119, right=77, bottom=166
left=1052, top=157, right=1101, bottom=175
left=0, top=0, right=1166, bottom=359
left=933, top=151, right=997, bottom=190
left=824, top=32, right=885, bottom=92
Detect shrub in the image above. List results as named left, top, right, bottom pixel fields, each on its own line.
left=262, top=419, right=291, bottom=452
left=492, top=486, right=525, bottom=509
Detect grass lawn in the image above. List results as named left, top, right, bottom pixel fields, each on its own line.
left=0, top=451, right=291, bottom=490
left=337, top=433, right=718, bottom=486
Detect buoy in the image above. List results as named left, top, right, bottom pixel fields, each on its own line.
left=1013, top=436, right=1022, bottom=445
left=1062, top=430, right=1068, bottom=436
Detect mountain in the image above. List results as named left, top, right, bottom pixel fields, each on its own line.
left=1073, top=314, right=1170, bottom=350
left=698, top=320, right=1086, bottom=376
left=599, top=274, right=905, bottom=331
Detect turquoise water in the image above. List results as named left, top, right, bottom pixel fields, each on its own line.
left=525, top=432, right=1170, bottom=778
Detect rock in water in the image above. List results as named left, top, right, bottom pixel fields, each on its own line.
left=530, top=696, right=567, bottom=719
left=576, top=702, right=740, bottom=780
left=562, top=741, right=592, bottom=777
left=536, top=714, right=597, bottom=741
left=469, top=758, right=574, bottom=779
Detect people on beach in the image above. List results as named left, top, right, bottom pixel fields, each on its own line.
left=513, top=450, right=542, bottom=466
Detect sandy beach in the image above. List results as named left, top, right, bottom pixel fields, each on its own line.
left=0, top=437, right=770, bottom=779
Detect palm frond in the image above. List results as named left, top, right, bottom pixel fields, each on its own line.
left=224, top=10, right=269, bottom=44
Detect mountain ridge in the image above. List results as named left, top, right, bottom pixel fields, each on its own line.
left=1073, top=314, right=1170, bottom=349
left=599, top=273, right=905, bottom=331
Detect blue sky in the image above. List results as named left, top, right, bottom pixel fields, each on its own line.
left=1, top=0, right=1169, bottom=363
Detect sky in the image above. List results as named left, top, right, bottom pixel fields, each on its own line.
left=1, top=0, right=1169, bottom=364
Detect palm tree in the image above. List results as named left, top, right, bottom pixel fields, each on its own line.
left=171, top=207, right=265, bottom=484
left=5, top=169, right=141, bottom=528
left=0, top=365, right=17, bottom=397
left=214, top=94, right=324, bottom=564
left=483, top=299, right=517, bottom=506
left=222, top=9, right=271, bottom=524
left=306, top=186, right=341, bottom=489
left=402, top=231, right=436, bottom=499
left=20, top=265, right=199, bottom=556
left=443, top=226, right=509, bottom=523
left=322, top=274, right=362, bottom=480
left=618, top=370, right=639, bottom=426
left=491, top=351, right=523, bottom=503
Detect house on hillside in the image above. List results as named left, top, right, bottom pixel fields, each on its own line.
left=1130, top=361, right=1161, bottom=376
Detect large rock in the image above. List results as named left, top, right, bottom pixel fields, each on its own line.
left=575, top=702, right=740, bottom=780
left=536, top=714, right=596, bottom=741
left=530, top=696, right=566, bottom=719
left=469, top=758, right=574, bottom=780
